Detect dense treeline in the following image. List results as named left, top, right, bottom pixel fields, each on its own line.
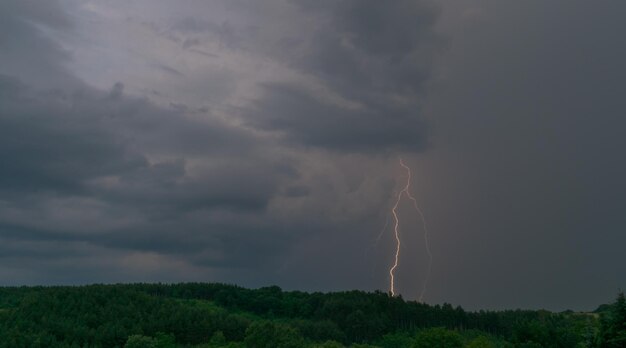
left=0, top=283, right=621, bottom=347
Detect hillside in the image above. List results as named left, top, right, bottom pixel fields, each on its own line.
left=0, top=283, right=621, bottom=347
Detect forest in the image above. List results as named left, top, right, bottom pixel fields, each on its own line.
left=0, top=283, right=624, bottom=347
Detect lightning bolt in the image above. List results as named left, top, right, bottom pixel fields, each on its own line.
left=388, top=158, right=432, bottom=302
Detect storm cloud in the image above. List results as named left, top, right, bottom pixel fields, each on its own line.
left=0, top=0, right=624, bottom=311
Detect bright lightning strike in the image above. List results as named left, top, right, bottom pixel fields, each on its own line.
left=388, top=158, right=432, bottom=301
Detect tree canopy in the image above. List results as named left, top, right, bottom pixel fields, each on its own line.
left=0, top=283, right=616, bottom=347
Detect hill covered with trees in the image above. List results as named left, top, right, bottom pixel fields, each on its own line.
left=0, top=283, right=623, bottom=347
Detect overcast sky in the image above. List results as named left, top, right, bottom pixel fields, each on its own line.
left=1, top=0, right=625, bottom=311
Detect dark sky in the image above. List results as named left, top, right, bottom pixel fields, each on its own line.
left=1, top=0, right=625, bottom=311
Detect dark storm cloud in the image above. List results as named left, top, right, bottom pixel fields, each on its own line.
left=283, top=185, right=310, bottom=198
left=156, top=64, right=185, bottom=77
left=239, top=0, right=442, bottom=152
left=173, top=17, right=242, bottom=45
left=0, top=0, right=300, bottom=279
left=0, top=236, right=91, bottom=260
left=3, top=0, right=623, bottom=312
left=0, top=77, right=294, bottom=224
left=0, top=76, right=269, bottom=201
left=419, top=0, right=626, bottom=310
left=0, top=0, right=77, bottom=89
left=289, top=0, right=441, bottom=92
left=0, top=221, right=78, bottom=244
left=134, top=0, right=441, bottom=152
left=0, top=76, right=294, bottom=263
left=244, top=83, right=428, bottom=152
left=149, top=16, right=246, bottom=51
left=0, top=0, right=441, bottom=293
left=0, top=76, right=145, bottom=194
left=88, top=211, right=293, bottom=265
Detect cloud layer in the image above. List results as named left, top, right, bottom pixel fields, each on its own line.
left=1, top=0, right=625, bottom=311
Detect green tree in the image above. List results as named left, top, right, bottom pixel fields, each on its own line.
left=516, top=343, right=542, bottom=348
left=412, top=327, right=462, bottom=348
left=375, top=332, right=413, bottom=348
left=596, top=292, right=626, bottom=348
left=155, top=332, right=176, bottom=348
left=244, top=321, right=305, bottom=348
left=209, top=330, right=227, bottom=346
left=466, top=336, right=496, bottom=348
left=313, top=341, right=345, bottom=348
left=125, top=334, right=157, bottom=348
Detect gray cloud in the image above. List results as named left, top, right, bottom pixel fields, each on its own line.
left=156, top=64, right=186, bottom=77
left=232, top=0, right=442, bottom=153
left=0, top=75, right=295, bottom=263
left=0, top=0, right=77, bottom=89
left=133, top=0, right=440, bottom=152
left=173, top=17, right=243, bottom=48
left=0, top=2, right=301, bottom=280
left=0, top=75, right=297, bottom=255
left=244, top=83, right=428, bottom=152
left=288, top=0, right=441, bottom=92
left=0, top=76, right=145, bottom=195
left=0, top=0, right=624, bottom=312
left=0, top=76, right=272, bottom=198
left=416, top=0, right=626, bottom=310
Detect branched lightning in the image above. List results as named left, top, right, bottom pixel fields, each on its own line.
left=388, top=158, right=432, bottom=302
left=374, top=213, right=390, bottom=246
left=389, top=189, right=402, bottom=296
left=404, top=167, right=432, bottom=302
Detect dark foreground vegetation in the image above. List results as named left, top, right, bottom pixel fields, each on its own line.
left=0, top=283, right=624, bottom=347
